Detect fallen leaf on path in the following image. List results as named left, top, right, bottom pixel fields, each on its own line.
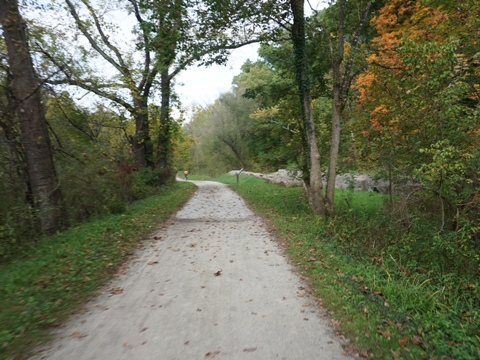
left=147, top=261, right=158, bottom=265
left=70, top=332, right=87, bottom=339
left=213, top=270, right=222, bottom=276
left=243, top=347, right=257, bottom=352
left=205, top=350, right=220, bottom=358
left=110, top=287, right=124, bottom=295
left=123, top=343, right=129, bottom=348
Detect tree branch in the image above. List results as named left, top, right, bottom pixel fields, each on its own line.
left=64, top=0, right=125, bottom=75
left=80, top=0, right=128, bottom=71
left=340, top=0, right=372, bottom=103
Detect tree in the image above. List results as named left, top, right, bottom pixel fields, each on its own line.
left=185, top=85, right=258, bottom=174
left=234, top=52, right=311, bottom=171
left=352, top=0, right=479, bottom=229
left=0, top=0, right=63, bottom=234
left=37, top=0, right=287, bottom=184
left=289, top=0, right=325, bottom=215
left=318, top=0, right=373, bottom=214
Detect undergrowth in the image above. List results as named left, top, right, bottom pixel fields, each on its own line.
left=219, top=175, right=479, bottom=360
left=0, top=182, right=196, bottom=360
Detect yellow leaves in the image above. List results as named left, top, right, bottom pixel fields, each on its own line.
left=251, top=105, right=280, bottom=120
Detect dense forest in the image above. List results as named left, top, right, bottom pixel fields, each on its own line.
left=0, top=0, right=479, bottom=358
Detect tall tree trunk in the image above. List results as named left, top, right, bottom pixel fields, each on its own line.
left=290, top=0, right=325, bottom=215
left=0, top=0, right=63, bottom=233
left=156, top=69, right=174, bottom=184
left=132, top=96, right=153, bottom=168
left=325, top=0, right=346, bottom=215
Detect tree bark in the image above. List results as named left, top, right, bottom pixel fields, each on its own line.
left=156, top=69, right=174, bottom=184
left=0, top=0, right=63, bottom=233
left=290, top=0, right=325, bottom=215
left=325, top=0, right=346, bottom=214
left=131, top=95, right=153, bottom=168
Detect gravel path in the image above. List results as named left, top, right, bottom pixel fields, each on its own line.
left=31, top=181, right=352, bottom=360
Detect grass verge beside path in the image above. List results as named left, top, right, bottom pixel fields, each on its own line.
left=0, top=182, right=196, bottom=360
left=210, top=174, right=478, bottom=360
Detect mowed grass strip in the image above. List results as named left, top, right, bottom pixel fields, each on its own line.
left=223, top=175, right=479, bottom=360
left=0, top=182, right=196, bottom=360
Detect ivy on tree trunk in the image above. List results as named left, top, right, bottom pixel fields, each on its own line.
left=289, top=0, right=325, bottom=215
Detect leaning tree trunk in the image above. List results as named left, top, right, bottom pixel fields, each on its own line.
left=290, top=0, right=325, bottom=215
left=0, top=0, right=63, bottom=234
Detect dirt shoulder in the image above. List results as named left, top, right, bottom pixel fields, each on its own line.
left=31, top=181, right=351, bottom=360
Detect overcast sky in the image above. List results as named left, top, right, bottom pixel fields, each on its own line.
left=175, top=43, right=259, bottom=109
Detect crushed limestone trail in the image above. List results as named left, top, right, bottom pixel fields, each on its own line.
left=32, top=181, right=352, bottom=360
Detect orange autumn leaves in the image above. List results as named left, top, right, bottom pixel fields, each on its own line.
left=355, top=0, right=450, bottom=132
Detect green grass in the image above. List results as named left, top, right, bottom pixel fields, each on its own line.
left=0, top=182, right=196, bottom=360
left=210, top=175, right=479, bottom=360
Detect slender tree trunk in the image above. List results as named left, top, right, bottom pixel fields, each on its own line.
left=325, top=0, right=371, bottom=214
left=156, top=70, right=174, bottom=184
left=325, top=84, right=342, bottom=214
left=290, top=0, right=325, bottom=215
left=0, top=0, right=63, bottom=233
left=325, top=0, right=346, bottom=215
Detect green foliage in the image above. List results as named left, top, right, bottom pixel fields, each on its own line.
left=352, top=36, right=479, bottom=233
left=221, top=176, right=479, bottom=359
left=184, top=86, right=260, bottom=175
left=0, top=182, right=195, bottom=359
